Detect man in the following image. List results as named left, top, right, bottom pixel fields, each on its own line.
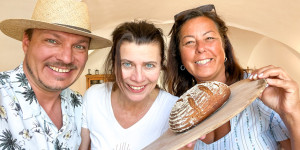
left=0, top=0, right=111, bottom=149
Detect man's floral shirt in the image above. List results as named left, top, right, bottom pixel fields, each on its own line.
left=0, top=64, right=82, bottom=150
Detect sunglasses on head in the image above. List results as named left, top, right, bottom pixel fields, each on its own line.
left=174, top=4, right=216, bottom=20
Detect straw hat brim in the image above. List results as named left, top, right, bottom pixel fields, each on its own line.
left=0, top=19, right=112, bottom=50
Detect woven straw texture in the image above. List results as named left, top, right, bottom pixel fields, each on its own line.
left=0, top=0, right=111, bottom=50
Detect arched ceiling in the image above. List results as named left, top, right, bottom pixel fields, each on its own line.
left=83, top=0, right=300, bottom=55
left=1, top=0, right=300, bottom=55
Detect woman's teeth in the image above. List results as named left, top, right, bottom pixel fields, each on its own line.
left=195, top=59, right=211, bottom=65
left=130, top=85, right=145, bottom=90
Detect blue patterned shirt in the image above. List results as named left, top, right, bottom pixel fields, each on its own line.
left=0, top=64, right=82, bottom=150
left=194, top=75, right=290, bottom=150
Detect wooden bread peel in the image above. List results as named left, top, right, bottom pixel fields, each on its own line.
left=143, top=79, right=267, bottom=150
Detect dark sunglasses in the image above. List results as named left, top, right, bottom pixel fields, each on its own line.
left=174, top=4, right=216, bottom=20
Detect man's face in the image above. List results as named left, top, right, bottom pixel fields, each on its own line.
left=22, top=29, right=89, bottom=92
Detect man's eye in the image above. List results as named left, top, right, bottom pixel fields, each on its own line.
left=145, top=64, right=154, bottom=68
left=74, top=45, right=85, bottom=49
left=47, top=39, right=57, bottom=44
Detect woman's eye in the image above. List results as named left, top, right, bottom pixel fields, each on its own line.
left=145, top=64, right=154, bottom=68
left=184, top=41, right=194, bottom=45
left=185, top=41, right=192, bottom=45
left=123, top=62, right=132, bottom=68
left=206, top=37, right=215, bottom=40
left=47, top=39, right=57, bottom=44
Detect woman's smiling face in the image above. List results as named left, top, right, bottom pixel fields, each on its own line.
left=116, top=41, right=161, bottom=102
left=179, top=16, right=226, bottom=83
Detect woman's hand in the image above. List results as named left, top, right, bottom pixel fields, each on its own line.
left=248, top=65, right=300, bottom=116
left=249, top=65, right=300, bottom=149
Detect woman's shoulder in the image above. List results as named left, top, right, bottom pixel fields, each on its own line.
left=83, top=82, right=113, bottom=102
left=158, top=89, right=179, bottom=101
left=86, top=82, right=113, bottom=93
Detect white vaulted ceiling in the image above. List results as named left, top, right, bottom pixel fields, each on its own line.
left=83, top=0, right=300, bottom=54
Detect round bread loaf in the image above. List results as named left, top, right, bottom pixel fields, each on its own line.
left=169, top=81, right=231, bottom=133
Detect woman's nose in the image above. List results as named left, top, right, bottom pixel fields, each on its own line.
left=196, top=41, right=205, bottom=53
left=131, top=67, right=145, bottom=82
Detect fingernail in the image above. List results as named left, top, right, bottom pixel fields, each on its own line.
left=249, top=75, right=253, bottom=79
left=253, top=74, right=258, bottom=80
left=258, top=73, right=263, bottom=78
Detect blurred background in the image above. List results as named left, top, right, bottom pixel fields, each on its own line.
left=1, top=0, right=299, bottom=94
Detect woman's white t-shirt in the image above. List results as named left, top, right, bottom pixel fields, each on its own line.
left=82, top=82, right=178, bottom=150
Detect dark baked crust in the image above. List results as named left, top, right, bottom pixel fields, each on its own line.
left=169, top=81, right=231, bottom=133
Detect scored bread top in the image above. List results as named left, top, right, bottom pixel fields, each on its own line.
left=169, top=81, right=231, bottom=133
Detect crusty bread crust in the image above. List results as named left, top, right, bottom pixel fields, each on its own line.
left=169, top=81, right=231, bottom=133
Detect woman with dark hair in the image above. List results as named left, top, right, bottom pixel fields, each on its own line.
left=79, top=20, right=178, bottom=149
left=165, top=4, right=300, bottom=149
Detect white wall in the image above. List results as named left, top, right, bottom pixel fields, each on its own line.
left=229, top=27, right=300, bottom=87
left=248, top=37, right=300, bottom=85
left=227, top=27, right=263, bottom=68
left=0, top=36, right=24, bottom=71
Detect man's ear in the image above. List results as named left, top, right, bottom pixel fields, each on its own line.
left=22, top=32, right=30, bottom=54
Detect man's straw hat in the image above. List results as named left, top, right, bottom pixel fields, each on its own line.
left=0, top=0, right=112, bottom=50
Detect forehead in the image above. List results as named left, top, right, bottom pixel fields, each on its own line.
left=180, top=16, right=219, bottom=35
left=120, top=41, right=161, bottom=60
